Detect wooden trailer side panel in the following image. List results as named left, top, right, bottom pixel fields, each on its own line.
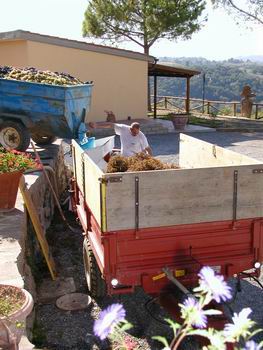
left=104, top=164, right=263, bottom=231
left=179, top=134, right=260, bottom=169
left=83, top=152, right=103, bottom=226
left=72, top=140, right=103, bottom=226
left=72, top=139, right=84, bottom=194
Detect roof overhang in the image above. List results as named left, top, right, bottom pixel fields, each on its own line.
left=0, top=30, right=155, bottom=63
left=149, top=62, right=200, bottom=78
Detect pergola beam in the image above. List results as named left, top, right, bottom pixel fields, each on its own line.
left=148, top=63, right=200, bottom=117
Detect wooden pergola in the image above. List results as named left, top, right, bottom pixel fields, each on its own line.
left=148, top=62, right=201, bottom=118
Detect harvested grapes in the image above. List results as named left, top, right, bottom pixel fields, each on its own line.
left=0, top=65, right=91, bottom=86
left=106, top=153, right=178, bottom=173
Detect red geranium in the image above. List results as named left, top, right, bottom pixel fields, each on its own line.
left=0, top=147, right=40, bottom=174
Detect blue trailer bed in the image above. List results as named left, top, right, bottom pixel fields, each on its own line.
left=0, top=78, right=93, bottom=150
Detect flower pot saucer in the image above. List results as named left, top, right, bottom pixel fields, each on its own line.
left=56, top=293, right=91, bottom=311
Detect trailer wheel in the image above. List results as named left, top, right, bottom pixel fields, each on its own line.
left=83, top=238, right=107, bottom=298
left=0, top=120, right=30, bottom=151
left=31, top=133, right=57, bottom=145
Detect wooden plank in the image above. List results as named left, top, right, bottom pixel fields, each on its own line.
left=73, top=140, right=109, bottom=230
left=105, top=163, right=263, bottom=231
left=19, top=176, right=57, bottom=280
left=237, top=166, right=263, bottom=219
left=72, top=139, right=84, bottom=194
left=83, top=152, right=103, bottom=228
left=179, top=134, right=260, bottom=169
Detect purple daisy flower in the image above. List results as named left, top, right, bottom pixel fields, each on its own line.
left=224, top=308, right=254, bottom=342
left=243, top=340, right=261, bottom=350
left=93, top=303, right=126, bottom=340
left=198, top=266, right=232, bottom=303
left=182, top=297, right=207, bottom=328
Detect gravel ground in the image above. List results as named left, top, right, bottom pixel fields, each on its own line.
left=34, top=215, right=175, bottom=350
left=34, top=132, right=263, bottom=350
left=148, top=131, right=263, bottom=163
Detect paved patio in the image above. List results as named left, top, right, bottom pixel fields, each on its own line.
left=90, top=117, right=215, bottom=137
left=0, top=141, right=67, bottom=349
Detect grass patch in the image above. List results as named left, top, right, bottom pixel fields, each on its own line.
left=188, top=115, right=223, bottom=128
left=32, top=320, right=47, bottom=347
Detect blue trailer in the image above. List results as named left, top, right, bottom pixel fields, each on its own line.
left=0, top=78, right=93, bottom=151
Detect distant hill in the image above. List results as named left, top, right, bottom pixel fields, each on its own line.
left=152, top=57, right=263, bottom=103
left=237, top=55, right=263, bottom=63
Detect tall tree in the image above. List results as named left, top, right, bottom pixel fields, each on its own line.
left=82, top=0, right=206, bottom=55
left=211, top=0, right=263, bottom=25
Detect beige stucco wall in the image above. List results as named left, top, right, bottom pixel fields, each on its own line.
left=0, top=40, right=148, bottom=122
left=0, top=40, right=28, bottom=67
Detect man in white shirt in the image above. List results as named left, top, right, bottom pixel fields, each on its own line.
left=88, top=121, right=152, bottom=156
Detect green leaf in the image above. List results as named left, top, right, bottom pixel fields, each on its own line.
left=248, top=328, right=263, bottom=338
left=188, top=329, right=211, bottom=338
left=152, top=336, right=170, bottom=348
left=119, top=322, right=133, bottom=332
left=164, top=318, right=181, bottom=335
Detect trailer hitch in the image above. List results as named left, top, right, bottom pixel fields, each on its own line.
left=162, top=267, right=196, bottom=300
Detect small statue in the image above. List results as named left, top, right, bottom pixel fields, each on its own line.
left=241, top=85, right=256, bottom=118
left=104, top=110, right=116, bottom=122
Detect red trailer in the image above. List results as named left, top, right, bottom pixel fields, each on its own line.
left=71, top=134, right=263, bottom=298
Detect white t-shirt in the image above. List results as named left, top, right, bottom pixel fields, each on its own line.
left=114, top=124, right=149, bottom=157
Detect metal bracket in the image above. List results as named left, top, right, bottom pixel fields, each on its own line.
left=99, top=176, right=123, bottom=184
left=72, top=145, right=77, bottom=183
left=252, top=169, right=263, bottom=174
left=81, top=153, right=86, bottom=202
left=212, top=144, right=217, bottom=158
left=233, top=170, right=238, bottom=221
left=135, top=176, right=139, bottom=232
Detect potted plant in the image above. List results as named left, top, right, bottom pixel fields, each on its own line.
left=0, top=147, right=40, bottom=209
left=0, top=284, right=34, bottom=348
left=168, top=112, right=189, bottom=131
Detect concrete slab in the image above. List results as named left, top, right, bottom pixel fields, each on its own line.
left=154, top=119, right=215, bottom=133
left=182, top=124, right=216, bottom=133
left=0, top=191, right=25, bottom=288
left=38, top=277, right=76, bottom=303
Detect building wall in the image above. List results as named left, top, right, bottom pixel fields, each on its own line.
left=0, top=41, right=28, bottom=67
left=0, top=40, right=148, bottom=122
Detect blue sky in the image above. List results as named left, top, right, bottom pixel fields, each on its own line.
left=1, top=0, right=262, bottom=60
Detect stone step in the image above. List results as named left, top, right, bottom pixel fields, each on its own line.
left=90, top=122, right=169, bottom=137
left=217, top=127, right=263, bottom=132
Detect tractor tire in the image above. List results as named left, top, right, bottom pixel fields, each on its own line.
left=83, top=238, right=107, bottom=298
left=31, top=133, right=57, bottom=145
left=0, top=120, right=30, bottom=151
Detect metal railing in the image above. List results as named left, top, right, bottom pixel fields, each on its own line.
left=151, top=95, right=263, bottom=119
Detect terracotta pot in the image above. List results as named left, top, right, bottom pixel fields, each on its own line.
left=0, top=285, right=34, bottom=346
left=0, top=171, right=22, bottom=209
left=170, top=114, right=189, bottom=130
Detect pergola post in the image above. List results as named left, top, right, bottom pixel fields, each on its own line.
left=148, top=63, right=200, bottom=118
left=153, top=75, right=157, bottom=119
left=185, top=76, right=190, bottom=114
